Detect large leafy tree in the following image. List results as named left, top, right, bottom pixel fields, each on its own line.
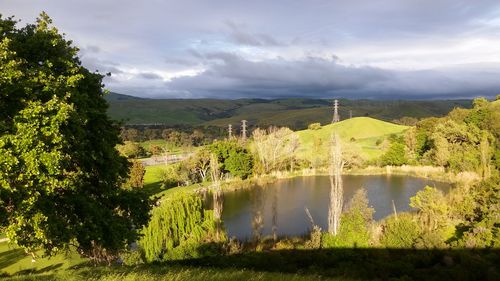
left=0, top=13, right=150, bottom=260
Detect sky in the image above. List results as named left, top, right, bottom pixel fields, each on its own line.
left=1, top=0, right=500, bottom=99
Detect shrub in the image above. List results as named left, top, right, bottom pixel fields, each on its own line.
left=380, top=213, right=420, bottom=248
left=308, top=123, right=322, bottom=130
left=120, top=248, right=145, bottom=265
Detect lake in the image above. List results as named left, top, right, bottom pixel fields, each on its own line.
left=221, top=175, right=451, bottom=240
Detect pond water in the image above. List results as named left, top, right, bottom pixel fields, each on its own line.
left=221, top=175, right=451, bottom=240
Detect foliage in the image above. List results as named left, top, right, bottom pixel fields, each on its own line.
left=307, top=123, right=321, bottom=130
left=140, top=194, right=223, bottom=262
left=322, top=189, right=373, bottom=248
left=380, top=213, right=420, bottom=248
left=117, top=141, right=147, bottom=159
left=252, top=126, right=299, bottom=173
left=0, top=13, right=150, bottom=259
left=124, top=160, right=145, bottom=189
left=120, top=248, right=145, bottom=266
left=380, top=142, right=408, bottom=166
left=159, top=164, right=190, bottom=188
left=454, top=177, right=500, bottom=248
left=208, top=140, right=253, bottom=179
left=392, top=116, right=419, bottom=126
left=410, top=186, right=448, bottom=232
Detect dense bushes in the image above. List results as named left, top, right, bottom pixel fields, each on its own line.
left=408, top=97, right=499, bottom=176
left=380, top=213, right=420, bottom=248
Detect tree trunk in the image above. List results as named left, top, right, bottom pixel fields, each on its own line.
left=328, top=133, right=344, bottom=235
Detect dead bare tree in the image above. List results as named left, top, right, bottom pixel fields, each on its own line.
left=252, top=126, right=299, bottom=173
left=328, top=133, right=345, bottom=235
left=210, top=153, right=224, bottom=241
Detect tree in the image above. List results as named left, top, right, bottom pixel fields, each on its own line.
left=124, top=160, right=145, bottom=189
left=252, top=126, right=299, bottom=173
left=0, top=14, right=150, bottom=260
left=117, top=141, right=146, bottom=159
left=410, top=186, right=448, bottom=232
left=209, top=140, right=253, bottom=179
left=323, top=188, right=373, bottom=247
left=380, top=142, right=408, bottom=166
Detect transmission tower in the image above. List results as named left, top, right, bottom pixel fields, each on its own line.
left=241, top=120, right=247, bottom=140
left=228, top=124, right=232, bottom=138
left=332, top=99, right=340, bottom=123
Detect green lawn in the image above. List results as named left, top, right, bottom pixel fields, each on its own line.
left=142, top=164, right=206, bottom=199
left=0, top=241, right=84, bottom=276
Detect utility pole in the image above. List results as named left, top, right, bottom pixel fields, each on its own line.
left=241, top=120, right=247, bottom=140
left=349, top=110, right=352, bottom=119
left=228, top=124, right=232, bottom=139
left=332, top=99, right=340, bottom=123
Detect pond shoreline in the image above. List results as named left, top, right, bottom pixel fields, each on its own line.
left=216, top=165, right=477, bottom=194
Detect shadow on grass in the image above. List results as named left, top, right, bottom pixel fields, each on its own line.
left=0, top=248, right=26, bottom=270
left=164, top=248, right=500, bottom=281
left=15, top=263, right=64, bottom=275
left=143, top=181, right=165, bottom=197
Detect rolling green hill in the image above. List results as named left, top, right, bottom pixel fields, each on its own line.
left=105, top=93, right=471, bottom=129
left=296, top=117, right=409, bottom=161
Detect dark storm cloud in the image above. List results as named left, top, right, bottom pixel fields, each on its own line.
left=2, top=0, right=500, bottom=99
left=167, top=56, right=500, bottom=99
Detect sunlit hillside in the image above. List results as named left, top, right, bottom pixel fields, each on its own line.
left=296, top=117, right=409, bottom=160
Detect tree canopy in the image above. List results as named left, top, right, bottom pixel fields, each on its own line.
left=0, top=13, right=150, bottom=260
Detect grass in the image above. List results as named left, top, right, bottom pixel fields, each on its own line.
left=1, top=264, right=348, bottom=281
left=142, top=164, right=206, bottom=199
left=296, top=117, right=408, bottom=161
left=0, top=241, right=84, bottom=277
left=2, top=249, right=498, bottom=281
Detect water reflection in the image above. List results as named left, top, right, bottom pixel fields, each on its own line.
left=222, top=175, right=451, bottom=240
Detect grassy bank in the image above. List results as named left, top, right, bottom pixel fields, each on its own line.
left=2, top=264, right=340, bottom=281
left=3, top=248, right=498, bottom=281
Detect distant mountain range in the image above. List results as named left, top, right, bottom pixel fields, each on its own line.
left=104, top=92, right=472, bottom=129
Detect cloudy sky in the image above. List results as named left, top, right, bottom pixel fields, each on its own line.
left=2, top=0, right=500, bottom=99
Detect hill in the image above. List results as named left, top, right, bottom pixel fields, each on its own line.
left=104, top=93, right=471, bottom=129
left=296, top=117, right=409, bottom=161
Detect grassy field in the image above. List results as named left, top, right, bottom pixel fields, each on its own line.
left=296, top=117, right=408, bottom=161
